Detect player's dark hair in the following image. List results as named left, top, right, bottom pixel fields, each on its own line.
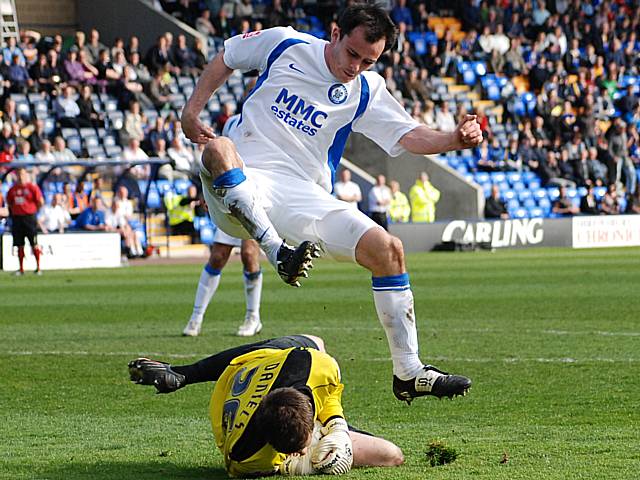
left=255, top=387, right=314, bottom=454
left=337, top=3, right=398, bottom=52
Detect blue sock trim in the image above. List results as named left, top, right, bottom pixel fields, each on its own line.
left=372, top=273, right=410, bottom=290
left=213, top=168, right=246, bottom=188
left=204, top=264, right=222, bottom=276
left=244, top=269, right=262, bottom=281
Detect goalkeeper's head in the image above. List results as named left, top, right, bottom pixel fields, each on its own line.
left=255, top=387, right=314, bottom=454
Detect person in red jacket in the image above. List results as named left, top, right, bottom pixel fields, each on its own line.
left=7, top=168, right=44, bottom=275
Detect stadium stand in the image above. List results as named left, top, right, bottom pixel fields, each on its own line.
left=1, top=0, right=640, bottom=257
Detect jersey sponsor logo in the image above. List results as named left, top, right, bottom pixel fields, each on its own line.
left=231, top=367, right=258, bottom=396
left=288, top=63, right=305, bottom=74
left=328, top=84, right=348, bottom=104
left=271, top=87, right=328, bottom=137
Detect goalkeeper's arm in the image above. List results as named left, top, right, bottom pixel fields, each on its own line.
left=311, top=417, right=353, bottom=475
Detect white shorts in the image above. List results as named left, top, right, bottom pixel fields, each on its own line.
left=213, top=227, right=242, bottom=247
left=201, top=166, right=379, bottom=262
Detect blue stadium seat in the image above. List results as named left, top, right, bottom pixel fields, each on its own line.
left=200, top=225, right=215, bottom=245
left=528, top=207, right=544, bottom=218
left=527, top=179, right=541, bottom=189
left=83, top=136, right=99, bottom=148
left=507, top=198, right=520, bottom=211
left=533, top=188, right=547, bottom=200
left=174, top=179, right=191, bottom=195
left=522, top=171, right=538, bottom=184
left=475, top=172, right=490, bottom=184
left=566, top=187, right=578, bottom=198
left=102, top=134, right=117, bottom=147
left=518, top=190, right=532, bottom=202
left=547, top=187, right=560, bottom=200
left=464, top=173, right=474, bottom=183
left=155, top=179, right=173, bottom=195
left=538, top=198, right=552, bottom=214
left=502, top=189, right=516, bottom=200
left=506, top=172, right=522, bottom=184
left=522, top=198, right=536, bottom=209
left=497, top=181, right=510, bottom=192
left=511, top=181, right=526, bottom=192
left=145, top=189, right=162, bottom=209
left=490, top=172, right=506, bottom=183
left=513, top=207, right=528, bottom=218
left=594, top=186, right=607, bottom=199
left=61, top=128, right=77, bottom=139
left=105, top=145, right=122, bottom=157
left=87, top=146, right=106, bottom=158
left=67, top=136, right=82, bottom=155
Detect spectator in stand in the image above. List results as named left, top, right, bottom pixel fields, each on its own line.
left=333, top=168, right=362, bottom=210
left=172, top=34, right=197, bottom=76
left=120, top=100, right=146, bottom=144
left=54, top=85, right=91, bottom=129
left=7, top=168, right=44, bottom=275
left=38, top=192, right=70, bottom=234
left=2, top=36, right=25, bottom=65
left=552, top=185, right=579, bottom=216
left=600, top=183, right=622, bottom=215
left=117, top=65, right=153, bottom=110
left=111, top=37, right=126, bottom=60
left=435, top=101, right=456, bottom=133
left=63, top=46, right=90, bottom=85
left=52, top=136, right=77, bottom=163
left=389, top=180, right=410, bottom=223
left=167, top=136, right=195, bottom=179
left=111, top=50, right=128, bottom=78
left=390, top=0, right=413, bottom=30
left=402, top=68, right=429, bottom=104
left=579, top=184, right=600, bottom=215
left=626, top=188, right=640, bottom=214
left=7, top=54, right=31, bottom=93
left=235, top=0, right=254, bottom=27
left=409, top=172, right=440, bottom=223
left=504, top=137, right=522, bottom=171
left=0, top=138, right=15, bottom=164
left=122, top=137, right=150, bottom=179
left=558, top=148, right=579, bottom=185
left=164, top=184, right=200, bottom=241
left=78, top=49, right=99, bottom=86
left=192, top=37, right=207, bottom=72
left=147, top=69, right=172, bottom=110
left=609, top=118, right=636, bottom=195
left=146, top=116, right=169, bottom=153
left=85, top=28, right=107, bottom=64
left=76, top=196, right=107, bottom=231
left=3, top=98, right=28, bottom=126
left=15, top=139, right=34, bottom=163
left=105, top=199, right=144, bottom=258
left=368, top=174, right=392, bottom=231
left=95, top=49, right=120, bottom=90
left=145, top=34, right=174, bottom=75
left=216, top=102, right=235, bottom=132
left=485, top=185, right=509, bottom=219
left=129, top=51, right=151, bottom=86
left=195, top=9, right=217, bottom=36
left=35, top=138, right=56, bottom=164
left=77, top=84, right=104, bottom=128
left=539, top=150, right=576, bottom=188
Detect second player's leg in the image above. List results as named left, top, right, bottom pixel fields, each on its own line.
left=237, top=239, right=264, bottom=336
left=183, top=242, right=234, bottom=336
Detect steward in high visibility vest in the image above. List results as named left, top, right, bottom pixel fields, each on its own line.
left=389, top=180, right=410, bottom=223
left=409, top=172, right=440, bottom=223
left=164, top=185, right=200, bottom=238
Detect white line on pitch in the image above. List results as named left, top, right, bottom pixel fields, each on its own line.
left=3, top=351, right=639, bottom=364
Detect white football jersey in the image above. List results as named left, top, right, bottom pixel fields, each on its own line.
left=223, top=27, right=420, bottom=192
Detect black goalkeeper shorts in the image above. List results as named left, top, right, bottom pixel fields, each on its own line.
left=11, top=214, right=38, bottom=248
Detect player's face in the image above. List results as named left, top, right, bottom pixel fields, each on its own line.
left=329, top=25, right=385, bottom=83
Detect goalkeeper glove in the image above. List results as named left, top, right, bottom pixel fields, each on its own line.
left=311, top=418, right=353, bottom=475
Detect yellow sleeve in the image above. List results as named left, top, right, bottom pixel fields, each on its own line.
left=307, top=351, right=345, bottom=424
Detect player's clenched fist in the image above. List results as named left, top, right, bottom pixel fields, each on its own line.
left=182, top=112, right=217, bottom=145
left=456, top=114, right=483, bottom=148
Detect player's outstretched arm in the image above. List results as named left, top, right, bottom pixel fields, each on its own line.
left=182, top=50, right=234, bottom=144
left=398, top=115, right=483, bottom=155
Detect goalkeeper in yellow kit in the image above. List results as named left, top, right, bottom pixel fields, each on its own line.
left=128, top=335, right=403, bottom=477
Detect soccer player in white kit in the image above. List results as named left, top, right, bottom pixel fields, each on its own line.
left=183, top=110, right=265, bottom=338
left=182, top=4, right=483, bottom=403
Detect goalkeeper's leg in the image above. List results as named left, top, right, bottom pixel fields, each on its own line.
left=129, top=335, right=323, bottom=392
left=350, top=431, right=404, bottom=467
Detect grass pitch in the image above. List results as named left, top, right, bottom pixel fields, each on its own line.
left=2, top=247, right=640, bottom=479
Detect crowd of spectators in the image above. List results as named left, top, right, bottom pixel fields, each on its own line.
left=2, top=0, right=640, bottom=231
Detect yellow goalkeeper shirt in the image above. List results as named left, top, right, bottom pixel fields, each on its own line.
left=210, top=347, right=344, bottom=477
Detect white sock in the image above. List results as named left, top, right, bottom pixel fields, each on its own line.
left=214, top=169, right=282, bottom=265
left=243, top=270, right=263, bottom=317
left=372, top=273, right=423, bottom=380
left=191, top=265, right=222, bottom=322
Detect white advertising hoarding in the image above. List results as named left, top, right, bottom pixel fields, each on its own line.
left=572, top=216, right=640, bottom=249
left=1, top=233, right=121, bottom=271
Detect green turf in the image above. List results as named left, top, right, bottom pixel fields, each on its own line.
left=2, top=247, right=640, bottom=479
